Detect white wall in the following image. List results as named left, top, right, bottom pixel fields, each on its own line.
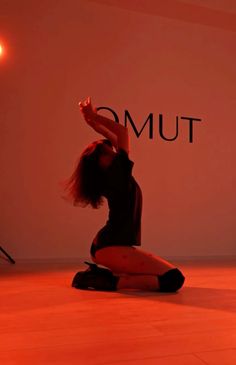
left=1, top=0, right=235, bottom=259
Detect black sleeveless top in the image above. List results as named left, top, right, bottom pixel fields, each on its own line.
left=90, top=148, right=143, bottom=258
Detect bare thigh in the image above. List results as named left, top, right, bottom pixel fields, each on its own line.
left=91, top=246, right=176, bottom=276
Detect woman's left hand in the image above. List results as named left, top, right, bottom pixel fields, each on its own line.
left=78, top=96, right=97, bottom=125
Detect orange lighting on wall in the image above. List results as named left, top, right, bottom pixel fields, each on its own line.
left=0, top=43, right=5, bottom=58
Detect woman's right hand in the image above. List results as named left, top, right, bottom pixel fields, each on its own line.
left=78, top=96, right=97, bottom=126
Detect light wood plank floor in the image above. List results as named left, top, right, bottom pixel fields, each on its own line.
left=0, top=257, right=236, bottom=365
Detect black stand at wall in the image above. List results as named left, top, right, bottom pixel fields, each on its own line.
left=0, top=246, right=15, bottom=264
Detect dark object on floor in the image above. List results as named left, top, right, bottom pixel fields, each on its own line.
left=158, top=268, right=185, bottom=292
left=72, top=261, right=119, bottom=291
left=0, top=246, right=15, bottom=264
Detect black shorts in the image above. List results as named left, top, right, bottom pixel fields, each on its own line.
left=90, top=241, right=139, bottom=260
left=90, top=241, right=113, bottom=259
left=90, top=242, right=97, bottom=259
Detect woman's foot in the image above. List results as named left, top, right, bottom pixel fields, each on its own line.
left=72, top=262, right=119, bottom=291
left=158, top=268, right=185, bottom=292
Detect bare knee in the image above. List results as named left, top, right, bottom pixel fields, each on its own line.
left=158, top=268, right=185, bottom=292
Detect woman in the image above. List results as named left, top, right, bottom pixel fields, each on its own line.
left=62, top=96, right=185, bottom=292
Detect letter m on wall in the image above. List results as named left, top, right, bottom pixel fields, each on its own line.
left=124, top=110, right=154, bottom=139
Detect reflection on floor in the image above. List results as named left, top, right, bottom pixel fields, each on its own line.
left=0, top=257, right=236, bottom=365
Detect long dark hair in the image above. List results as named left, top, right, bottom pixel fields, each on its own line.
left=60, top=139, right=113, bottom=209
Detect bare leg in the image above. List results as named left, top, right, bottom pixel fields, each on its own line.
left=92, top=246, right=176, bottom=275
left=116, top=274, right=160, bottom=291
left=91, top=246, right=178, bottom=291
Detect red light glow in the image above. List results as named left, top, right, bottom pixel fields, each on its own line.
left=0, top=44, right=4, bottom=57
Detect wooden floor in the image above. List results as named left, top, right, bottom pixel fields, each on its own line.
left=1, top=257, right=236, bottom=365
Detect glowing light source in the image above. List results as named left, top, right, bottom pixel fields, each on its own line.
left=0, top=44, right=4, bottom=57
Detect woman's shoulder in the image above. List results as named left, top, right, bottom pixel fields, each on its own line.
left=108, top=148, right=134, bottom=174
left=116, top=147, right=133, bottom=163
left=104, top=147, right=134, bottom=190
left=116, top=147, right=129, bottom=155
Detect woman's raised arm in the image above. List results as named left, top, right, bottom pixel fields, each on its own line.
left=79, top=96, right=130, bottom=154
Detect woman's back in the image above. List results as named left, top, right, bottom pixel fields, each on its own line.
left=90, top=148, right=142, bottom=258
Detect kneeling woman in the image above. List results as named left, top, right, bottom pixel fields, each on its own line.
left=62, top=96, right=185, bottom=292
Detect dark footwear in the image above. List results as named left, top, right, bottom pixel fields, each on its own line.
left=72, top=261, right=119, bottom=291
left=158, top=268, right=185, bottom=292
left=83, top=261, right=110, bottom=273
